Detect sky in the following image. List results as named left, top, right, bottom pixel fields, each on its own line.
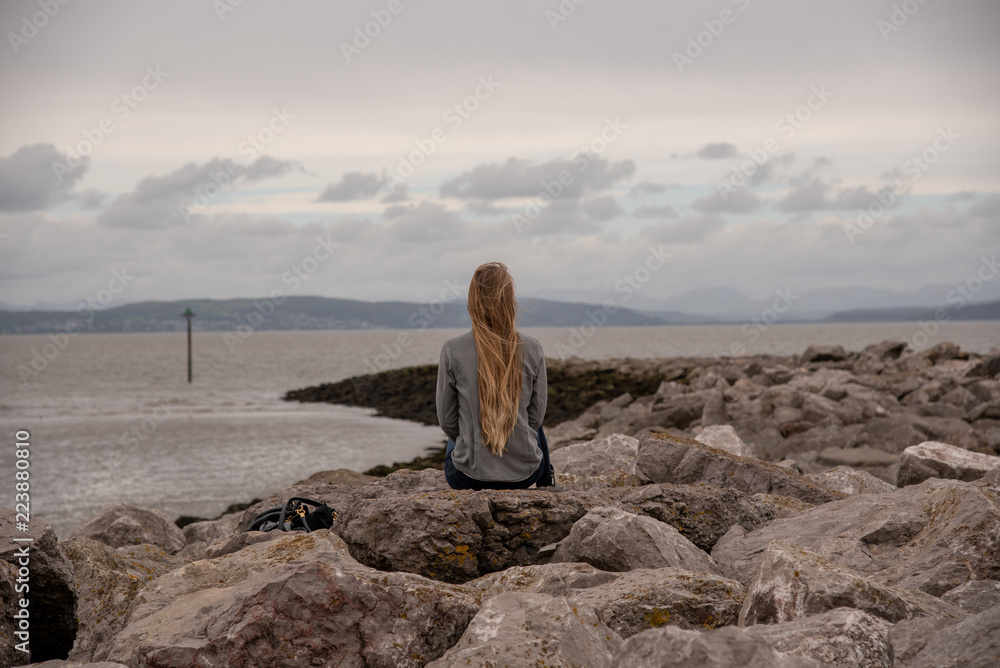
left=0, top=0, right=998, bottom=310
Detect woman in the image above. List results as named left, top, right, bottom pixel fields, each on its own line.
left=436, top=262, right=554, bottom=490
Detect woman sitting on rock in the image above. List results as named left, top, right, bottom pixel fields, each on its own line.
left=436, top=261, right=555, bottom=490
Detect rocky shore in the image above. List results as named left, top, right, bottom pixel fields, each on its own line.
left=4, top=340, right=1000, bottom=667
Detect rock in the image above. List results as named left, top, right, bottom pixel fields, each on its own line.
left=805, top=466, right=896, bottom=495
left=469, top=562, right=618, bottom=599
left=817, top=446, right=899, bottom=467
left=546, top=413, right=600, bottom=449
left=801, top=345, right=848, bottom=364
left=966, top=354, right=1000, bottom=378
left=890, top=604, right=1000, bottom=668
left=551, top=507, right=720, bottom=575
left=554, top=472, right=649, bottom=490
left=25, top=661, right=130, bottom=667
left=428, top=592, right=621, bottom=668
left=0, top=560, right=22, bottom=667
left=853, top=414, right=927, bottom=453
left=701, top=390, right=729, bottom=427
left=710, top=478, right=1000, bottom=595
left=61, top=538, right=187, bottom=663
left=738, top=542, right=967, bottom=625
left=549, top=433, right=649, bottom=480
left=0, top=508, right=78, bottom=663
left=969, top=401, right=1000, bottom=422
left=610, top=626, right=824, bottom=668
left=569, top=568, right=745, bottom=637
left=108, top=531, right=479, bottom=668
left=939, top=579, right=1000, bottom=613
left=696, top=425, right=754, bottom=458
left=636, top=432, right=843, bottom=505
left=620, top=484, right=811, bottom=553
left=335, top=487, right=593, bottom=583
left=745, top=607, right=892, bottom=668
left=863, top=340, right=907, bottom=360
left=67, top=504, right=185, bottom=554
left=292, top=467, right=377, bottom=486
left=898, top=440, right=1000, bottom=486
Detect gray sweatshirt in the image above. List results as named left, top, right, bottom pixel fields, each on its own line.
left=436, top=330, right=547, bottom=482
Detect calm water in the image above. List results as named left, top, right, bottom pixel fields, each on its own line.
left=1, top=322, right=998, bottom=537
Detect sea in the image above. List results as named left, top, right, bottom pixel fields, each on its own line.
left=2, top=322, right=998, bottom=537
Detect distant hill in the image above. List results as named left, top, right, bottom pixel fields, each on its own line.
left=0, top=296, right=670, bottom=335
left=822, top=300, right=1000, bottom=323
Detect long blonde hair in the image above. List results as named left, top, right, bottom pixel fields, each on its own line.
left=468, top=262, right=522, bottom=456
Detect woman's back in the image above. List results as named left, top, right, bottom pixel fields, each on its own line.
left=436, top=329, right=547, bottom=482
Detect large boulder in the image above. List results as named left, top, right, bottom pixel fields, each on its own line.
left=939, top=579, right=1000, bottom=613
left=711, top=477, right=1000, bottom=596
left=549, top=433, right=649, bottom=480
left=890, top=604, right=1000, bottom=668
left=897, top=440, right=1000, bottom=486
left=804, top=466, right=896, bottom=495
left=801, top=345, right=847, bottom=364
left=61, top=538, right=187, bottom=663
left=738, top=542, right=967, bottom=625
left=696, top=425, right=755, bottom=458
left=107, top=531, right=479, bottom=667
left=610, top=626, right=824, bottom=668
left=568, top=568, right=745, bottom=637
left=636, top=432, right=843, bottom=505
left=551, top=507, right=720, bottom=574
left=0, top=509, right=78, bottom=663
left=621, top=484, right=811, bottom=552
left=428, top=592, right=621, bottom=668
left=744, top=607, right=892, bottom=668
left=330, top=470, right=810, bottom=583
left=67, top=504, right=185, bottom=554
left=468, top=562, right=618, bottom=599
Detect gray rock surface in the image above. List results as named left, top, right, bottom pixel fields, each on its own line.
left=568, top=568, right=745, bottom=637
left=939, top=579, right=1000, bottom=613
left=67, top=504, right=185, bottom=554
left=711, top=477, right=1000, bottom=596
left=428, top=592, right=621, bottom=668
left=738, top=542, right=967, bottom=625
left=890, top=605, right=1000, bottom=668
left=636, top=432, right=843, bottom=505
left=551, top=506, right=720, bottom=574
left=696, top=424, right=755, bottom=458
left=469, top=562, right=618, bottom=599
left=897, top=440, right=1000, bottom=486
left=107, top=531, right=479, bottom=668
left=610, top=626, right=824, bottom=668
left=745, top=607, right=892, bottom=668
left=61, top=538, right=188, bottom=663
left=0, top=508, right=78, bottom=663
left=804, top=466, right=896, bottom=495
left=0, top=560, right=22, bottom=668
left=549, top=433, right=648, bottom=480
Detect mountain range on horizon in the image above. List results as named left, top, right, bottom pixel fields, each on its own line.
left=1, top=289, right=999, bottom=335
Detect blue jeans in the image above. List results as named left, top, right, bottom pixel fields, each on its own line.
left=444, top=426, right=551, bottom=490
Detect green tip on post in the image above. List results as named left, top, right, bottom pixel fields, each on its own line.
left=183, top=307, right=195, bottom=317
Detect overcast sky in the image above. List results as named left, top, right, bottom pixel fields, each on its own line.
left=1, top=0, right=998, bottom=309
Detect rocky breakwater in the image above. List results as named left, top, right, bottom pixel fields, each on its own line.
left=4, top=340, right=1000, bottom=667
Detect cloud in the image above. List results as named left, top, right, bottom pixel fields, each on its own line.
left=633, top=204, right=678, bottom=219
left=969, top=195, right=1000, bottom=218
left=627, top=181, right=675, bottom=197
left=96, top=156, right=303, bottom=229
left=644, top=214, right=727, bottom=244
left=582, top=196, right=625, bottom=222
left=464, top=200, right=510, bottom=215
left=696, top=143, right=739, bottom=160
left=386, top=201, right=468, bottom=243
left=317, top=171, right=384, bottom=202
left=439, top=155, right=635, bottom=201
left=0, top=144, right=89, bottom=212
left=692, top=187, right=761, bottom=214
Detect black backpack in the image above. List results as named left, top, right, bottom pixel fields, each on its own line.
left=247, top=497, right=336, bottom=533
